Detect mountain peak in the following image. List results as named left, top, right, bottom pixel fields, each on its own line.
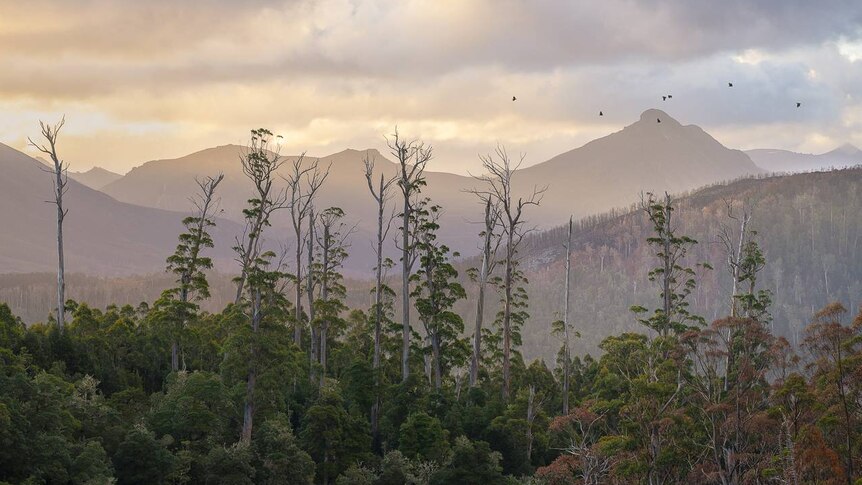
left=637, top=108, right=681, bottom=127
left=827, top=143, right=862, bottom=156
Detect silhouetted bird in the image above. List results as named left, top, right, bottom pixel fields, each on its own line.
left=796, top=102, right=801, bottom=108
left=667, top=95, right=673, bottom=99
left=657, top=118, right=661, bottom=123
left=662, top=96, right=667, bottom=101
left=728, top=82, right=733, bottom=87
left=512, top=96, right=517, bottom=101
left=599, top=111, right=603, bottom=116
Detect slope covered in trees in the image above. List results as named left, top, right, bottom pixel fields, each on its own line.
left=512, top=167, right=862, bottom=360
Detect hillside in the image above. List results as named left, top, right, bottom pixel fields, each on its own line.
left=746, top=143, right=862, bottom=172
left=6, top=168, right=861, bottom=362
left=0, top=143, right=239, bottom=275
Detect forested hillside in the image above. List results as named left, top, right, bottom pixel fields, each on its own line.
left=2, top=183, right=860, bottom=483
left=6, top=168, right=862, bottom=364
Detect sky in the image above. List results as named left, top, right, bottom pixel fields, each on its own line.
left=1, top=0, right=862, bottom=175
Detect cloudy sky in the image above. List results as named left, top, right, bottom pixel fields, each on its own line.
left=1, top=0, right=862, bottom=174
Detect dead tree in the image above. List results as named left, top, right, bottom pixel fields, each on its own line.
left=29, top=117, right=69, bottom=328
left=283, top=157, right=329, bottom=345
left=388, top=128, right=432, bottom=382
left=466, top=195, right=502, bottom=387
left=474, top=146, right=545, bottom=400
left=364, top=153, right=398, bottom=442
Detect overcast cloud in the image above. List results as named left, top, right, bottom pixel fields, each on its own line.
left=1, top=0, right=861, bottom=173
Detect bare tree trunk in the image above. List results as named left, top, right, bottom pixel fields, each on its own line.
left=308, top=208, right=317, bottom=378
left=503, top=230, right=513, bottom=400
left=365, top=158, right=396, bottom=447
left=401, top=194, right=411, bottom=382
left=319, top=218, right=330, bottom=389
left=562, top=216, right=573, bottom=415
left=470, top=198, right=496, bottom=387
left=29, top=118, right=68, bottom=329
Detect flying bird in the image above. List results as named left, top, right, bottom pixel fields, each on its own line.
left=662, top=96, right=667, bottom=101
left=512, top=96, right=517, bottom=101
left=728, top=82, right=733, bottom=87
left=667, top=95, right=673, bottom=99
left=657, top=118, right=661, bottom=123
left=599, top=111, right=603, bottom=116
left=796, top=102, right=801, bottom=108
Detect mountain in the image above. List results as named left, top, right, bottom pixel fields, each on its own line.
left=746, top=143, right=862, bottom=173
left=69, top=167, right=123, bottom=190
left=507, top=167, right=862, bottom=360
left=100, top=109, right=761, bottom=272
left=0, top=143, right=239, bottom=275
left=6, top=168, right=862, bottom=363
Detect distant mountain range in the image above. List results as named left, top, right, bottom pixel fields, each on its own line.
left=746, top=143, right=862, bottom=173
left=2, top=109, right=763, bottom=275
left=0, top=143, right=240, bottom=275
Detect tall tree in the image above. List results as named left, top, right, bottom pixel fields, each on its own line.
left=29, top=117, right=69, bottom=328
left=388, top=128, right=432, bottom=382
left=803, top=302, right=860, bottom=484
left=410, top=201, right=467, bottom=390
left=163, top=174, right=224, bottom=370
left=474, top=146, right=544, bottom=399
left=233, top=129, right=288, bottom=305
left=284, top=157, right=329, bottom=346
left=466, top=196, right=501, bottom=387
left=363, top=154, right=397, bottom=441
left=232, top=128, right=289, bottom=443
left=313, top=207, right=352, bottom=388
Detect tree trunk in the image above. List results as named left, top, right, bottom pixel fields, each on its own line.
left=56, top=193, right=65, bottom=329
left=502, top=230, right=514, bottom=400
left=319, top=221, right=330, bottom=389
left=401, top=196, right=411, bottom=382
left=241, top=288, right=262, bottom=444
left=470, top=199, right=493, bottom=388
left=295, top=222, right=304, bottom=345
left=562, top=217, right=572, bottom=415
left=371, top=180, right=385, bottom=444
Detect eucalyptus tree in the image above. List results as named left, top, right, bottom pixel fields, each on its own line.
left=232, top=128, right=289, bottom=444
left=388, top=128, right=432, bottom=382
left=233, top=129, right=288, bottom=305
left=163, top=173, right=224, bottom=370
left=410, top=201, right=467, bottom=390
left=29, top=117, right=69, bottom=328
left=312, top=207, right=352, bottom=388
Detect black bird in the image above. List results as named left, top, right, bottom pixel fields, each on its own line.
left=796, top=102, right=801, bottom=108
left=667, top=94, right=673, bottom=99
left=599, top=111, right=603, bottom=116
left=728, top=82, right=733, bottom=87
left=657, top=118, right=661, bottom=123
left=512, top=96, right=517, bottom=101
left=662, top=96, right=667, bottom=101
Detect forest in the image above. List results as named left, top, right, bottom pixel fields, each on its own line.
left=2, top=128, right=861, bottom=485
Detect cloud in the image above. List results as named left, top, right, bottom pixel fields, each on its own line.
left=1, top=0, right=862, bottom=173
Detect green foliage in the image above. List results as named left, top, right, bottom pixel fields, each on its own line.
left=429, top=436, right=506, bottom=485
left=398, top=412, right=449, bottom=463
left=253, top=413, right=315, bottom=484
